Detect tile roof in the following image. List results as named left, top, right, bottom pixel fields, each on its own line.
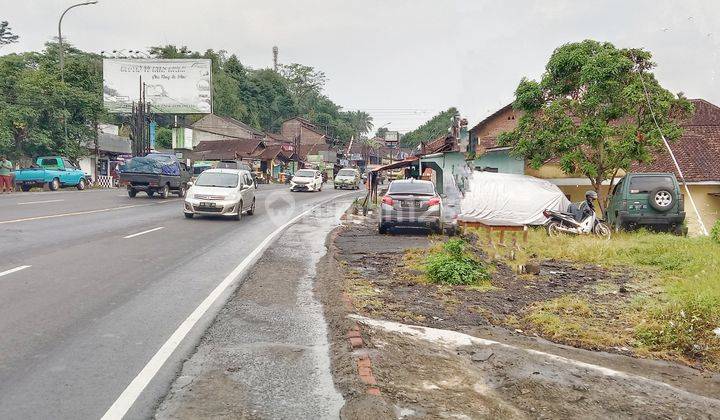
left=264, top=132, right=290, bottom=144
left=631, top=99, right=720, bottom=182
left=193, top=139, right=264, bottom=160
left=633, top=126, right=720, bottom=182
left=422, top=134, right=457, bottom=154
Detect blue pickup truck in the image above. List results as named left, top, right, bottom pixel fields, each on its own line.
left=14, top=156, right=89, bottom=192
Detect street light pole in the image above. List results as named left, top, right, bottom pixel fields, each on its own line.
left=58, top=0, right=98, bottom=82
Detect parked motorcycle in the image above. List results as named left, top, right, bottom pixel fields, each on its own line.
left=542, top=208, right=611, bottom=239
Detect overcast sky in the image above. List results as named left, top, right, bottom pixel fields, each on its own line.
left=3, top=0, right=719, bottom=133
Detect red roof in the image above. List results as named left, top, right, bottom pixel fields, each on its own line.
left=421, top=134, right=457, bottom=154
left=632, top=99, right=720, bottom=182
left=194, top=139, right=264, bottom=160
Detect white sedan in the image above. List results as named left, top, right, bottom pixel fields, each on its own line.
left=290, top=169, right=323, bottom=192
left=184, top=168, right=256, bottom=220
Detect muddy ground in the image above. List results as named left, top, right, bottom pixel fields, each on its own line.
left=335, top=219, right=635, bottom=344
left=316, top=216, right=720, bottom=419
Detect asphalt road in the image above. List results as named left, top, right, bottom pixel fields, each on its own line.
left=0, top=184, right=356, bottom=419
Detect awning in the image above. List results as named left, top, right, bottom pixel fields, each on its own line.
left=369, top=157, right=418, bottom=173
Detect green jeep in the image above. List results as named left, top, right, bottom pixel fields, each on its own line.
left=606, top=173, right=686, bottom=234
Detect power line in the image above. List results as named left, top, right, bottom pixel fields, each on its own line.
left=638, top=71, right=708, bottom=236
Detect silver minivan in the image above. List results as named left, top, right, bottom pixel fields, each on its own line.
left=184, top=168, right=256, bottom=220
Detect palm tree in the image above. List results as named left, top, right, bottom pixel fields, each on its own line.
left=351, top=111, right=373, bottom=137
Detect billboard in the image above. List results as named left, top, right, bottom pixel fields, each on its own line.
left=103, top=59, right=212, bottom=114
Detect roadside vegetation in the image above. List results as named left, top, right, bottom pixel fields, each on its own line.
left=712, top=219, right=720, bottom=244
left=482, top=228, right=720, bottom=369
left=424, top=239, right=491, bottom=286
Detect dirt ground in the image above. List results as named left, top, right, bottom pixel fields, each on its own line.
left=316, top=215, right=720, bottom=419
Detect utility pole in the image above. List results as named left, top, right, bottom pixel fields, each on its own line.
left=130, top=77, right=150, bottom=157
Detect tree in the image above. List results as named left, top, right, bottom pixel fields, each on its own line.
left=347, top=110, right=373, bottom=137
left=0, top=21, right=19, bottom=46
left=401, top=107, right=459, bottom=147
left=278, top=63, right=327, bottom=112
left=0, top=44, right=103, bottom=161
left=499, top=40, right=693, bottom=210
left=155, top=126, right=172, bottom=149
left=375, top=126, right=389, bottom=139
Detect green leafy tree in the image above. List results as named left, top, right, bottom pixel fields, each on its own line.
left=375, top=126, right=389, bottom=139
left=154, top=126, right=172, bottom=149
left=346, top=110, right=373, bottom=138
left=278, top=63, right=327, bottom=112
left=499, top=40, right=693, bottom=209
left=0, top=21, right=19, bottom=46
left=402, top=107, right=459, bottom=147
left=0, top=44, right=102, bottom=161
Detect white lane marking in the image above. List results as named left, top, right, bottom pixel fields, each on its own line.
left=17, top=199, right=65, bottom=205
left=123, top=227, right=165, bottom=239
left=350, top=315, right=720, bottom=405
left=0, top=200, right=178, bottom=225
left=0, top=265, right=31, bottom=277
left=101, top=191, right=355, bottom=420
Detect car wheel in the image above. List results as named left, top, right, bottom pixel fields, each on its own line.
left=21, top=184, right=31, bottom=192
left=234, top=201, right=243, bottom=221
left=378, top=222, right=388, bottom=234
left=147, top=190, right=155, bottom=198
left=128, top=188, right=137, bottom=198
left=49, top=178, right=60, bottom=191
left=334, top=186, right=338, bottom=189
left=546, top=221, right=562, bottom=237
left=247, top=198, right=255, bottom=215
left=76, top=178, right=86, bottom=190
left=177, top=185, right=186, bottom=198
left=184, top=213, right=194, bottom=219
left=160, top=184, right=170, bottom=199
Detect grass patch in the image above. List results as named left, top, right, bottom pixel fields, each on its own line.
left=479, top=228, right=720, bottom=367
left=526, top=295, right=628, bottom=348
left=425, top=239, right=491, bottom=286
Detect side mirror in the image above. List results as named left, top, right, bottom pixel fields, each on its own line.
left=187, top=181, right=193, bottom=187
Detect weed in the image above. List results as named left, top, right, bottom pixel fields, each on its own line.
left=425, top=239, right=491, bottom=286
left=712, top=219, right=720, bottom=244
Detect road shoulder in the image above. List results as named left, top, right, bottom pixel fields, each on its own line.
left=155, top=198, right=349, bottom=419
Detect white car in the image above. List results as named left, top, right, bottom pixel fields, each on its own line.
left=290, top=169, right=323, bottom=192
left=184, top=168, right=256, bottom=220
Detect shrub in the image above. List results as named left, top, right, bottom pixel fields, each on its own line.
left=711, top=219, right=720, bottom=244
left=425, top=239, right=490, bottom=285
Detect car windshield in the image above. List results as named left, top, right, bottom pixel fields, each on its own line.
left=388, top=181, right=435, bottom=195
left=195, top=172, right=239, bottom=188
left=629, top=176, right=674, bottom=194
left=295, top=170, right=316, bottom=177
left=337, top=169, right=356, bottom=176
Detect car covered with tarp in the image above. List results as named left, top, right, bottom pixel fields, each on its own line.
left=458, top=171, right=571, bottom=226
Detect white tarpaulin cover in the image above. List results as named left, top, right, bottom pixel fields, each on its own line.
left=458, top=171, right=571, bottom=226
